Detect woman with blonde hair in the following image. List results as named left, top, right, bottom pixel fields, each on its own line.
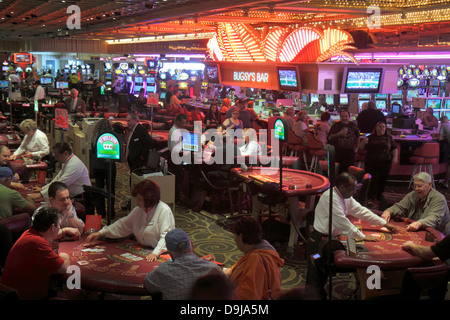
left=10, top=119, right=49, bottom=160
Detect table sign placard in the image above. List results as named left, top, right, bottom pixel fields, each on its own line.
left=346, top=236, right=357, bottom=257
left=96, top=131, right=123, bottom=161
left=274, top=118, right=288, bottom=141
left=54, top=108, right=69, bottom=130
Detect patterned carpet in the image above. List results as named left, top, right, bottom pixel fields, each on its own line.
left=109, top=162, right=355, bottom=299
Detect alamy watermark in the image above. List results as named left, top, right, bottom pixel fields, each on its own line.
left=66, top=5, right=81, bottom=30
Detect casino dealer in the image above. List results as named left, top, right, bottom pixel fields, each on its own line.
left=86, top=179, right=175, bottom=262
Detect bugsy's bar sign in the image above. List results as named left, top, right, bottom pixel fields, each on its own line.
left=218, top=62, right=279, bottom=90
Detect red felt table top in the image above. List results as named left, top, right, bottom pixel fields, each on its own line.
left=334, top=217, right=444, bottom=270
left=59, top=236, right=160, bottom=295
left=231, top=166, right=330, bottom=197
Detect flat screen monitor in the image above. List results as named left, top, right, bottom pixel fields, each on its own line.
left=391, top=91, right=403, bottom=99
left=134, top=76, right=143, bottom=83
left=182, top=132, right=200, bottom=152
left=375, top=93, right=388, bottom=99
left=376, top=100, right=386, bottom=109
left=56, top=81, right=69, bottom=89
left=407, top=89, right=419, bottom=98
left=205, top=64, right=221, bottom=84
left=358, top=100, right=369, bottom=109
left=178, top=82, right=188, bottom=89
left=391, top=99, right=403, bottom=107
left=426, top=99, right=442, bottom=109
left=0, top=80, right=8, bottom=88
left=428, top=87, right=440, bottom=97
left=146, top=85, right=155, bottom=93
left=391, top=103, right=401, bottom=115
left=40, top=77, right=53, bottom=85
left=2, top=66, right=9, bottom=72
left=310, top=94, right=319, bottom=103
left=134, top=85, right=143, bottom=93
left=159, top=92, right=166, bottom=100
left=343, top=67, right=383, bottom=93
left=359, top=93, right=371, bottom=99
left=13, top=53, right=32, bottom=64
left=277, top=66, right=300, bottom=91
left=325, top=94, right=334, bottom=105
left=146, top=77, right=155, bottom=84
left=430, top=79, right=440, bottom=87
left=339, top=94, right=348, bottom=105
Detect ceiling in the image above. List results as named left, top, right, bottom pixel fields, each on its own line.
left=1, top=0, right=450, bottom=50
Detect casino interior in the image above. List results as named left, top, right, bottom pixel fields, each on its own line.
left=1, top=0, right=450, bottom=302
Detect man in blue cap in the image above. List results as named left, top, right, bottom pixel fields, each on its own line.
left=0, top=167, right=35, bottom=219
left=144, top=228, right=220, bottom=300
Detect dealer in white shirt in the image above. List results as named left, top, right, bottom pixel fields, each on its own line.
left=33, top=80, right=46, bottom=102
left=86, top=179, right=175, bottom=262
left=313, top=172, right=397, bottom=241
left=10, top=119, right=49, bottom=160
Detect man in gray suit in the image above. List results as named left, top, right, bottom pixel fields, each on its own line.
left=64, top=88, right=86, bottom=115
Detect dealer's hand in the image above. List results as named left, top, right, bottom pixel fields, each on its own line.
left=363, top=235, right=380, bottom=242
left=145, top=253, right=158, bottom=262
left=384, top=223, right=398, bottom=234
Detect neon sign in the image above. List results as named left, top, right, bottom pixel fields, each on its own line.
left=233, top=71, right=269, bottom=83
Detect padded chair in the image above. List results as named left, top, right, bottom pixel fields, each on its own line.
left=355, top=148, right=367, bottom=169
left=353, top=173, right=371, bottom=206
left=307, top=132, right=327, bottom=172
left=286, top=130, right=309, bottom=171
left=317, top=160, right=340, bottom=180
left=399, top=264, right=450, bottom=300
left=408, top=142, right=440, bottom=189
left=348, top=165, right=366, bottom=183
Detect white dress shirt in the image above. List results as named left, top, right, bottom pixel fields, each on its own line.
left=13, top=129, right=50, bottom=159
left=313, top=187, right=386, bottom=240
left=40, top=154, right=91, bottom=199
left=99, top=201, right=175, bottom=256
left=239, top=140, right=262, bottom=156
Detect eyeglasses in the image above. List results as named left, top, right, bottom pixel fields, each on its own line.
left=413, top=183, right=430, bottom=190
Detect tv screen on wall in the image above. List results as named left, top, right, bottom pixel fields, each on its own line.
left=277, top=66, right=300, bottom=91
left=343, top=68, right=383, bottom=93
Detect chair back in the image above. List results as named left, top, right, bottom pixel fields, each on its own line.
left=287, top=130, right=303, bottom=145
left=307, top=132, right=323, bottom=150
left=414, top=143, right=439, bottom=158
left=317, top=160, right=339, bottom=178
left=348, top=166, right=365, bottom=183
left=401, top=264, right=450, bottom=300
left=354, top=173, right=371, bottom=206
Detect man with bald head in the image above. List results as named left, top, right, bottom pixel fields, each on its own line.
left=64, top=88, right=86, bottom=115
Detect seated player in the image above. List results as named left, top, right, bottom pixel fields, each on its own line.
left=0, top=146, right=25, bottom=190
left=0, top=207, right=70, bottom=300
left=144, top=228, right=220, bottom=300
left=306, top=172, right=397, bottom=300
left=239, top=128, right=262, bottom=157
left=223, top=216, right=285, bottom=300
left=0, top=167, right=35, bottom=220
left=382, top=172, right=450, bottom=235
left=33, top=181, right=84, bottom=240
left=10, top=119, right=50, bottom=161
left=86, top=179, right=175, bottom=262
left=30, top=142, right=91, bottom=201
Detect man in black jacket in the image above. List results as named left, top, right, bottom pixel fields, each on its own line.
left=356, top=100, right=386, bottom=133
left=125, top=112, right=154, bottom=172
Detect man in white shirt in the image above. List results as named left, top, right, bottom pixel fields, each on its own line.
left=168, top=114, right=187, bottom=154
left=30, top=142, right=91, bottom=202
left=33, top=80, right=46, bottom=103
left=306, top=172, right=397, bottom=299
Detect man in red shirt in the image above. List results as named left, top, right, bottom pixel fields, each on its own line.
left=1, top=207, right=70, bottom=300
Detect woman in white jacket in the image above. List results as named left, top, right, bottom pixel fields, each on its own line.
left=86, top=179, right=175, bottom=262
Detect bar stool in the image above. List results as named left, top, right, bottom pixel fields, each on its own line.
left=355, top=148, right=367, bottom=169
left=286, top=130, right=309, bottom=171
left=307, top=132, right=327, bottom=172
left=408, top=142, right=440, bottom=189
